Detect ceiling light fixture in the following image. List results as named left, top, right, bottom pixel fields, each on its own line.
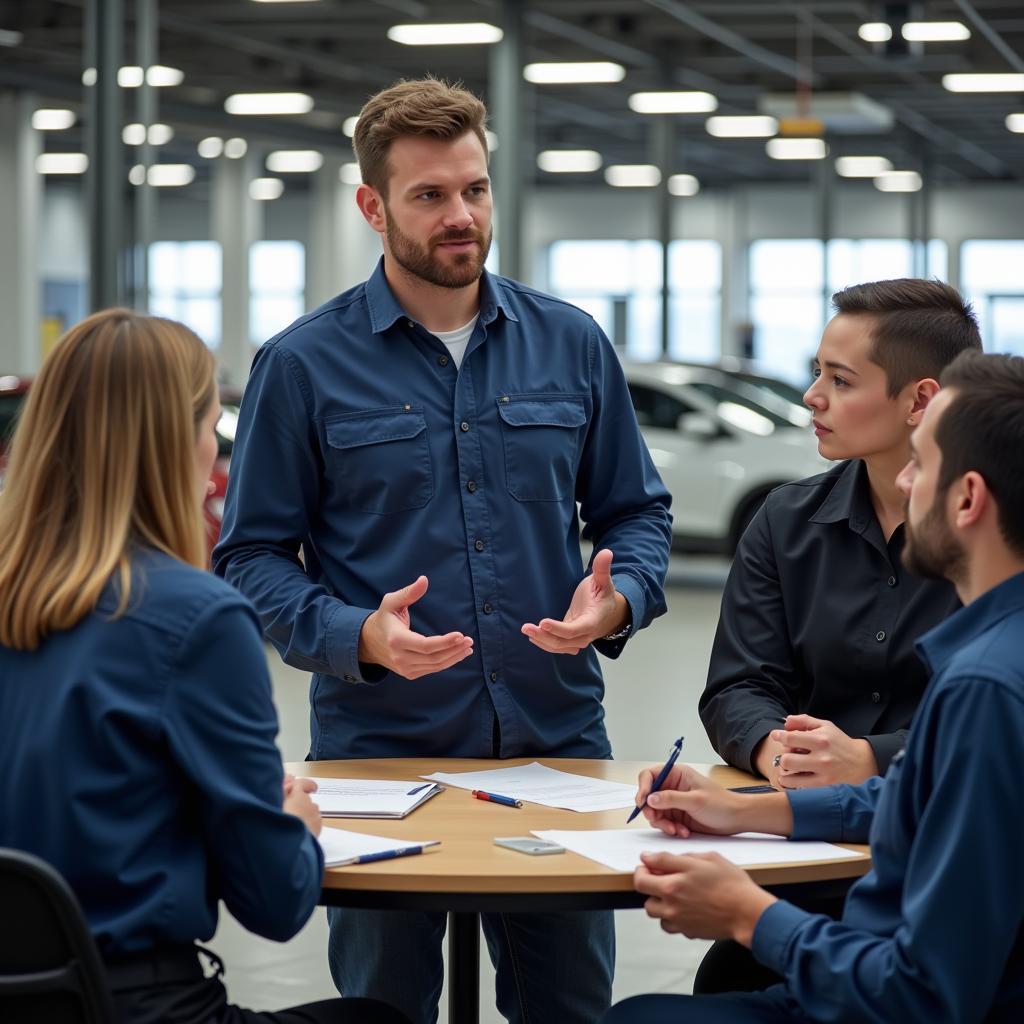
left=339, top=163, right=362, bottom=185
left=224, top=138, right=248, bottom=159
left=705, top=115, right=777, bottom=138
left=942, top=73, right=1024, bottom=92
left=250, top=177, right=284, bottom=200
left=523, top=62, right=625, bottom=84
left=1007, top=113, right=1024, bottom=133
left=266, top=149, right=324, bottom=173
left=36, top=153, right=89, bottom=175
left=31, top=109, right=76, bottom=131
left=902, top=22, right=971, bottom=42
left=197, top=137, right=224, bottom=159
left=82, top=65, right=183, bottom=87
left=605, top=164, right=661, bottom=187
left=766, top=138, right=827, bottom=160
left=536, top=150, right=602, bottom=173
left=387, top=23, right=503, bottom=46
left=835, top=155, right=893, bottom=177
left=485, top=130, right=499, bottom=152
left=225, top=92, right=314, bottom=115
left=858, top=23, right=892, bottom=43
left=146, top=164, right=195, bottom=187
left=874, top=170, right=923, bottom=192
left=342, top=116, right=359, bottom=137
left=128, top=164, right=146, bottom=186
left=668, top=173, right=700, bottom=196
left=629, top=91, right=718, bottom=114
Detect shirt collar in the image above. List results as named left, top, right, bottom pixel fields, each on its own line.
left=364, top=257, right=519, bottom=335
left=808, top=459, right=875, bottom=535
left=916, top=571, right=1024, bottom=675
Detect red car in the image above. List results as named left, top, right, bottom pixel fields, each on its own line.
left=0, top=374, right=241, bottom=561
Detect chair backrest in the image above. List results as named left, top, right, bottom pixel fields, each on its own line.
left=0, top=847, right=116, bottom=1024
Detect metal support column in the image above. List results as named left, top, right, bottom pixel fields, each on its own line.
left=134, top=0, right=157, bottom=310
left=489, top=0, right=524, bottom=282
left=652, top=115, right=674, bottom=356
left=447, top=911, right=480, bottom=1024
left=0, top=91, right=41, bottom=373
left=818, top=142, right=833, bottom=323
left=86, top=0, right=125, bottom=311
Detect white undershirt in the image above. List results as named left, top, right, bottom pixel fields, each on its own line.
left=430, top=314, right=479, bottom=370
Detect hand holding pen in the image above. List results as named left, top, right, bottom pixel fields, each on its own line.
left=628, top=736, right=684, bottom=824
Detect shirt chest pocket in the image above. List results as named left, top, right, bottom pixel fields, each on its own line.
left=496, top=395, right=588, bottom=502
left=324, top=408, right=433, bottom=515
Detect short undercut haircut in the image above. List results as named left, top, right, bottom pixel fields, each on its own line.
left=934, top=351, right=1024, bottom=558
left=831, top=278, right=982, bottom=397
left=353, top=77, right=489, bottom=197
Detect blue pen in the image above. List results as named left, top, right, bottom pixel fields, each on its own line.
left=340, top=843, right=437, bottom=866
left=627, top=736, right=684, bottom=823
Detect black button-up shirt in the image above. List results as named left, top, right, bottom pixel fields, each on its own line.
left=699, top=459, right=961, bottom=775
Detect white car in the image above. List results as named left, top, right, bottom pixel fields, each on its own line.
left=623, top=361, right=827, bottom=554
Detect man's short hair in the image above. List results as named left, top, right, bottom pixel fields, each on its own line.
left=935, top=351, right=1024, bottom=558
left=353, top=77, right=489, bottom=197
left=831, top=279, right=982, bottom=397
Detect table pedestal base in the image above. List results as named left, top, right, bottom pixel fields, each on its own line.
left=448, top=911, right=480, bottom=1024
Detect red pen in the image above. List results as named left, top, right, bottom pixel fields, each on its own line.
left=472, top=789, right=523, bottom=808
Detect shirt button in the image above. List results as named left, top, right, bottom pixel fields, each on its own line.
left=466, top=480, right=477, bottom=493
left=871, top=691, right=881, bottom=703
left=483, top=602, right=494, bottom=614
left=344, top=674, right=357, bottom=683
left=438, top=354, right=449, bottom=367
left=875, top=630, right=886, bottom=642
left=474, top=539, right=485, bottom=551
left=460, top=421, right=470, bottom=432
left=490, top=671, right=498, bottom=682
left=887, top=575, right=897, bottom=587
left=407, top=320, right=415, bottom=329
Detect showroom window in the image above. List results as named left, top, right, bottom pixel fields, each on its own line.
left=961, top=240, right=1024, bottom=356
left=547, top=239, right=722, bottom=363
left=250, top=240, right=305, bottom=346
left=750, top=238, right=947, bottom=383
left=148, top=240, right=222, bottom=348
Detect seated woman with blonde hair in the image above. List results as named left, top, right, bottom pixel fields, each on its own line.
left=0, top=310, right=407, bottom=1024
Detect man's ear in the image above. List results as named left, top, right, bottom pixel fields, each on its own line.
left=356, top=184, right=386, bottom=234
left=906, top=378, right=940, bottom=426
left=953, top=470, right=989, bottom=530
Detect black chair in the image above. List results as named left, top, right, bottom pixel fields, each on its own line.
left=0, top=847, right=115, bottom=1023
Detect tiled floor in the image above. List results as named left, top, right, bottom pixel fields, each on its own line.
left=209, top=555, right=731, bottom=1021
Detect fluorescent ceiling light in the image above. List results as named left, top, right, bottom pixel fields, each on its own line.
left=705, top=115, right=777, bottom=138
left=902, top=22, right=970, bottom=42
left=0, top=28, right=23, bottom=46
left=858, top=23, right=892, bottom=42
left=537, top=149, right=602, bottom=173
left=224, top=92, right=314, bottom=115
left=342, top=116, right=359, bottom=137
left=340, top=163, right=362, bottom=185
left=224, top=138, right=248, bottom=159
left=943, top=73, right=1024, bottom=92
left=118, top=66, right=144, bottom=87
left=82, top=65, right=183, bottom=87
left=122, top=123, right=146, bottom=146
left=147, top=123, right=173, bottom=146
left=629, top=91, right=717, bottom=114
left=835, top=155, right=893, bottom=177
left=146, top=164, right=195, bottom=187
left=485, top=130, right=498, bottom=151
left=668, top=173, right=700, bottom=196
left=874, top=170, right=922, bottom=192
left=36, top=153, right=89, bottom=175
left=122, top=123, right=174, bottom=146
left=128, top=164, right=146, bottom=186
left=1007, top=113, right=1024, bottom=133
left=146, top=65, right=184, bottom=87
left=266, top=149, right=323, bottom=173
left=523, top=62, right=625, bottom=84
left=197, top=137, right=224, bottom=159
left=387, top=23, right=503, bottom=46
left=766, top=138, right=827, bottom=160
left=250, top=177, right=284, bottom=200
left=605, top=164, right=661, bottom=187
left=32, top=109, right=75, bottom=130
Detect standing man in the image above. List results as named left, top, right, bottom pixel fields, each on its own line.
left=214, top=78, right=672, bottom=1024
left=604, top=350, right=1024, bottom=1024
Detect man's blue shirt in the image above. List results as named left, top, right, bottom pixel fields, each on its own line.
left=214, top=261, right=672, bottom=760
left=752, top=571, right=1024, bottom=1023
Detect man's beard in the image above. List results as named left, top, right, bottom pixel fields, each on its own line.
left=386, top=214, right=492, bottom=290
left=902, top=495, right=966, bottom=584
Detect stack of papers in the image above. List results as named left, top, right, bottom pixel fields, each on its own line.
left=530, top=828, right=864, bottom=873
left=318, top=826, right=440, bottom=867
left=308, top=778, right=442, bottom=819
left=422, top=761, right=636, bottom=813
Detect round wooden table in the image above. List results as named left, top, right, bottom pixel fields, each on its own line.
left=292, top=758, right=870, bottom=1024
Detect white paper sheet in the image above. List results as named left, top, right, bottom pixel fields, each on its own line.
left=531, top=828, right=863, bottom=873
left=317, top=826, right=439, bottom=867
left=307, top=777, right=440, bottom=818
left=421, top=761, right=636, bottom=812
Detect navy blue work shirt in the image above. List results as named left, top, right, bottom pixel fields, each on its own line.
left=213, top=260, right=672, bottom=760
left=753, top=571, right=1024, bottom=1022
left=0, top=550, right=323, bottom=955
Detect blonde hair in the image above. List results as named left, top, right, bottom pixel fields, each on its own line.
left=354, top=77, right=488, bottom=196
left=0, top=309, right=216, bottom=650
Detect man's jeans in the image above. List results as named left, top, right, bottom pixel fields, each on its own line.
left=327, top=907, right=615, bottom=1024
